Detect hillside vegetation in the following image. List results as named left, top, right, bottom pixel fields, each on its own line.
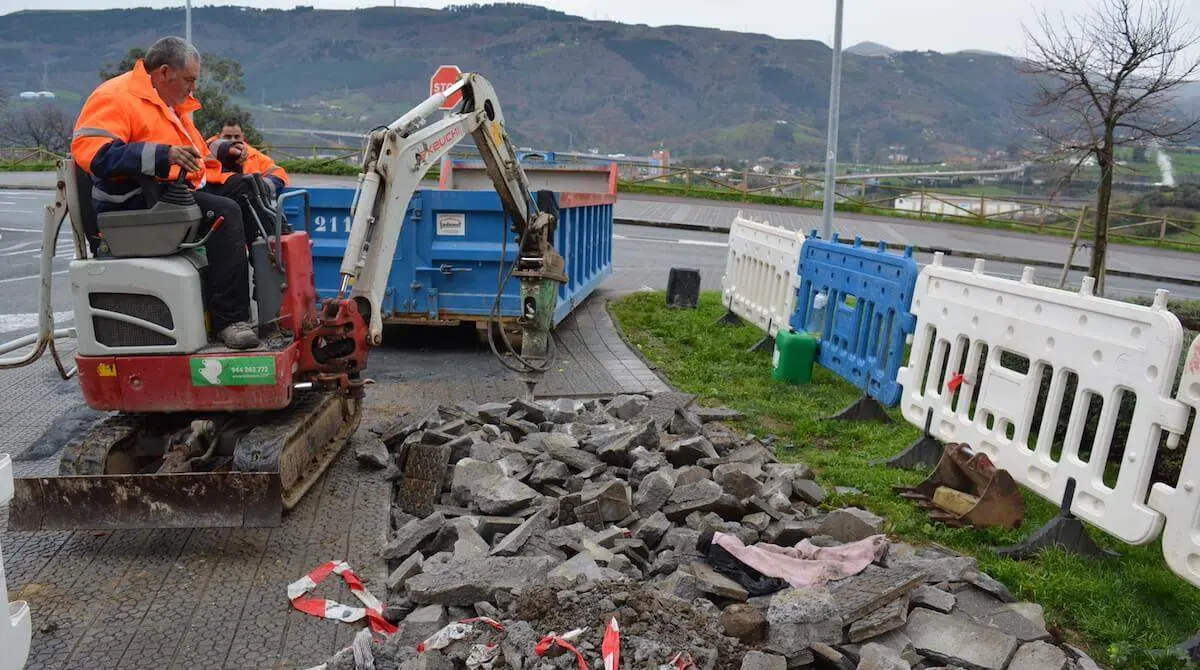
left=0, top=4, right=1036, bottom=159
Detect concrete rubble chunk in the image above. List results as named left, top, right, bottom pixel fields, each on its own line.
left=384, top=512, right=446, bottom=560
left=742, top=512, right=771, bottom=533
left=674, top=464, right=713, bottom=487
left=952, top=588, right=1050, bottom=642
left=1008, top=641, right=1067, bottom=670
left=761, top=517, right=822, bottom=546
left=548, top=553, right=626, bottom=584
left=687, top=561, right=749, bottom=602
left=670, top=406, right=704, bottom=437
left=476, top=402, right=512, bottom=423
left=663, top=479, right=724, bottom=519
left=386, top=552, right=424, bottom=593
left=528, top=460, right=569, bottom=487
left=716, top=467, right=763, bottom=500
left=635, top=469, right=677, bottom=515
left=739, top=650, right=787, bottom=670
left=581, top=480, right=632, bottom=522
left=644, top=391, right=696, bottom=429
left=721, top=603, right=768, bottom=643
left=792, top=478, right=827, bottom=505
left=607, top=394, right=649, bottom=420
left=820, top=507, right=885, bottom=543
left=451, top=520, right=489, bottom=559
left=909, top=584, right=956, bottom=613
left=892, top=555, right=979, bottom=584
left=406, top=555, right=559, bottom=605
left=497, top=453, right=532, bottom=481
left=450, top=458, right=505, bottom=504
left=696, top=406, right=745, bottom=423
left=666, top=435, right=719, bottom=467
left=856, top=642, right=912, bottom=670
left=848, top=595, right=909, bottom=642
left=353, top=435, right=390, bottom=469
left=766, top=587, right=843, bottom=658
left=512, top=398, right=550, bottom=424
left=468, top=440, right=502, bottom=463
left=537, top=440, right=603, bottom=472
left=396, top=604, right=448, bottom=647
left=472, top=475, right=540, bottom=515
left=634, top=511, right=671, bottom=548
left=828, top=565, right=926, bottom=623
left=490, top=508, right=551, bottom=556
left=904, top=608, right=1019, bottom=670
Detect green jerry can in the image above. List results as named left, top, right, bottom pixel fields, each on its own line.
left=773, top=328, right=817, bottom=385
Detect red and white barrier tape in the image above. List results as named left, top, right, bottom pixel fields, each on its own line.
left=602, top=618, right=620, bottom=670
left=534, top=628, right=589, bottom=670
left=288, top=560, right=397, bottom=635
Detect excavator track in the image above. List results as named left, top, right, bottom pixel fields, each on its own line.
left=7, top=392, right=361, bottom=531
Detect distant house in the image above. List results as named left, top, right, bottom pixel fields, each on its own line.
left=894, top=192, right=1041, bottom=219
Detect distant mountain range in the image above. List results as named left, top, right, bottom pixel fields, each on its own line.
left=0, top=4, right=1138, bottom=160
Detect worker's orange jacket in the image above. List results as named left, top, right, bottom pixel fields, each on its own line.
left=205, top=136, right=290, bottom=193
left=71, top=59, right=221, bottom=207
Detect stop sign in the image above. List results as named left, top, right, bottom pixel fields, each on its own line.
left=430, top=65, right=463, bottom=110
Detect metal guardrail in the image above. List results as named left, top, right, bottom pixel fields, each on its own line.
left=617, top=165, right=1200, bottom=250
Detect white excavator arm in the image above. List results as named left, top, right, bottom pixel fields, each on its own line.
left=337, top=73, right=561, bottom=353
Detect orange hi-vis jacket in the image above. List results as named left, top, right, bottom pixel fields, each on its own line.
left=205, top=136, right=290, bottom=192
left=71, top=59, right=221, bottom=207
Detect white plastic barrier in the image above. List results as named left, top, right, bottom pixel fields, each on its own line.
left=1149, top=335, right=1200, bottom=587
left=1, top=454, right=32, bottom=670
left=720, top=213, right=805, bottom=336
left=896, top=256, right=1189, bottom=546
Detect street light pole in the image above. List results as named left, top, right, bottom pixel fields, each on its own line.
left=185, top=0, right=192, bottom=45
left=820, top=0, right=845, bottom=241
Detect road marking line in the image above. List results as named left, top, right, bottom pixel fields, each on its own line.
left=1, top=209, right=37, bottom=214
left=0, top=226, right=39, bottom=233
left=676, top=239, right=727, bottom=248
left=0, top=269, right=68, bottom=285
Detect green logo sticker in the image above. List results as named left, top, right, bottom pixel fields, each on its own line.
left=190, top=355, right=276, bottom=386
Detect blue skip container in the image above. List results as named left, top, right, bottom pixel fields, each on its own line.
left=281, top=160, right=615, bottom=328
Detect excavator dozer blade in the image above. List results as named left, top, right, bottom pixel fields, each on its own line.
left=7, top=472, right=282, bottom=531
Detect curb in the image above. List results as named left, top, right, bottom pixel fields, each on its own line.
left=615, top=217, right=1200, bottom=288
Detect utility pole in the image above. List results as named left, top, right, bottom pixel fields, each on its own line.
left=185, top=0, right=192, bottom=45
left=820, top=0, right=845, bottom=241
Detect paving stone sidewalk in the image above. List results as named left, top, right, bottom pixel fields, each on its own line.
left=0, top=292, right=665, bottom=669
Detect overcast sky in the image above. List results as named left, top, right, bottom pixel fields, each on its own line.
left=1, top=0, right=1199, bottom=56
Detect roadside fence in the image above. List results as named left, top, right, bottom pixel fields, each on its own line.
left=789, top=233, right=919, bottom=420
left=718, top=213, right=805, bottom=349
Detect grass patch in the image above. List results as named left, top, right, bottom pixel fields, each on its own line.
left=278, top=158, right=440, bottom=180
left=0, top=161, right=55, bottom=172
left=611, top=291, right=1200, bottom=669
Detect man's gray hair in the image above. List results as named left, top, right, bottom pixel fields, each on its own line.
left=144, top=36, right=201, bottom=71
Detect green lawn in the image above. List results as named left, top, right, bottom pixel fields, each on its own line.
left=611, top=291, right=1200, bottom=670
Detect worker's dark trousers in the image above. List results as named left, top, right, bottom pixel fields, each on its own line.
left=191, top=190, right=252, bottom=332
left=94, top=188, right=251, bottom=333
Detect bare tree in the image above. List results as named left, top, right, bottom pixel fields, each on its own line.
left=1023, top=0, right=1200, bottom=294
left=1, top=103, right=71, bottom=155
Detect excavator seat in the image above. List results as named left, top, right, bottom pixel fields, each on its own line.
left=64, top=159, right=210, bottom=356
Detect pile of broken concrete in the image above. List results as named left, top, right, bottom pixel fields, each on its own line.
left=322, top=392, right=1103, bottom=670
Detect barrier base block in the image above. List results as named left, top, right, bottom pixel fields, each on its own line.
left=714, top=309, right=742, bottom=327
left=747, top=334, right=774, bottom=354
left=880, top=433, right=942, bottom=470
left=996, top=512, right=1119, bottom=560
left=828, top=394, right=892, bottom=424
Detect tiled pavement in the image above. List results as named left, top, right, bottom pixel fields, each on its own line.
left=0, top=291, right=667, bottom=669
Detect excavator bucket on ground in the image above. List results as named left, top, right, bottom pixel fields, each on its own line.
left=894, top=442, right=1024, bottom=529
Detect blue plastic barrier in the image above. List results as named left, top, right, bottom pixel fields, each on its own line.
left=281, top=187, right=613, bottom=327
left=789, top=233, right=919, bottom=406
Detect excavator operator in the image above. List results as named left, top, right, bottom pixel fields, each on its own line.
left=71, top=35, right=260, bottom=350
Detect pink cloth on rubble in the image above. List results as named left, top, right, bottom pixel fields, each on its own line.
left=711, top=532, right=889, bottom=589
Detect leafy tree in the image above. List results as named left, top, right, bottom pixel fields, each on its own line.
left=99, top=48, right=262, bottom=146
